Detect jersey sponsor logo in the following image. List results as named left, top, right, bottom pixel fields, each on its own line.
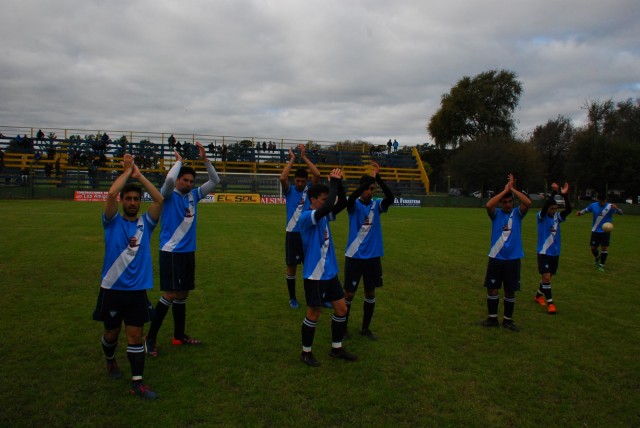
left=215, top=193, right=260, bottom=203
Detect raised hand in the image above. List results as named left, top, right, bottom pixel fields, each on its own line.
left=561, top=182, right=569, bottom=195
left=174, top=150, right=183, bottom=162
left=122, top=153, right=134, bottom=171
left=297, top=144, right=306, bottom=157
left=196, top=141, right=207, bottom=161
left=329, top=168, right=342, bottom=180
left=370, top=161, right=380, bottom=177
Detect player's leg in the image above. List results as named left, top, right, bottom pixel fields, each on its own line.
left=360, top=257, right=381, bottom=340
left=326, top=279, right=357, bottom=361
left=103, top=325, right=122, bottom=379
left=94, top=288, right=123, bottom=379
left=343, top=257, right=362, bottom=338
left=170, top=253, right=200, bottom=345
left=502, top=260, right=521, bottom=332
left=146, top=251, right=177, bottom=355
left=301, top=279, right=323, bottom=366
left=590, top=232, right=601, bottom=267
left=482, top=259, right=500, bottom=327
left=599, top=232, right=611, bottom=269
left=285, top=232, right=304, bottom=308
left=535, top=254, right=547, bottom=306
left=125, top=291, right=157, bottom=399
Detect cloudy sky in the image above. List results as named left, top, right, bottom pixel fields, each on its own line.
left=1, top=0, right=638, bottom=146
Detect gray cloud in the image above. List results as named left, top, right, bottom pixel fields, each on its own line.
left=1, top=0, right=638, bottom=145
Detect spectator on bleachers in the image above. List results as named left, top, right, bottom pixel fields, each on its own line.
left=168, top=134, right=176, bottom=148
left=36, top=129, right=45, bottom=144
left=393, top=139, right=399, bottom=153
left=387, top=139, right=392, bottom=154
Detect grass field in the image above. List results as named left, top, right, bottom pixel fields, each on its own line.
left=0, top=200, right=638, bottom=427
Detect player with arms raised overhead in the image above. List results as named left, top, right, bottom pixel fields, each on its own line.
left=480, top=173, right=532, bottom=332
left=145, top=142, right=220, bottom=356
left=534, top=182, right=571, bottom=314
left=279, top=144, right=321, bottom=309
left=93, top=153, right=163, bottom=399
left=343, top=161, right=394, bottom=340
left=576, top=192, right=623, bottom=271
left=297, top=168, right=357, bottom=367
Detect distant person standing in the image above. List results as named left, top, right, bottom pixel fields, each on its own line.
left=386, top=139, right=392, bottom=154
left=92, top=153, right=163, bottom=399
left=297, top=169, right=357, bottom=367
left=279, top=144, right=321, bottom=309
left=534, top=182, right=571, bottom=314
left=145, top=142, right=220, bottom=356
left=392, top=139, right=399, bottom=153
left=576, top=193, right=623, bottom=271
left=480, top=173, right=531, bottom=332
left=343, top=161, right=394, bottom=340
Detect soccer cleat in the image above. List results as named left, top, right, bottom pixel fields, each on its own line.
left=480, top=317, right=499, bottom=327
left=144, top=337, right=158, bottom=358
left=130, top=382, right=158, bottom=400
left=289, top=298, right=299, bottom=309
left=502, top=320, right=520, bottom=332
left=534, top=295, right=547, bottom=306
left=597, top=264, right=605, bottom=272
left=300, top=351, right=320, bottom=367
left=329, top=347, right=358, bottom=361
left=360, top=329, right=378, bottom=341
left=106, top=360, right=122, bottom=380
left=547, top=303, right=557, bottom=314
left=171, top=335, right=202, bottom=346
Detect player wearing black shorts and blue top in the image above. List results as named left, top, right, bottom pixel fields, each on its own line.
left=576, top=193, right=623, bottom=271
left=481, top=174, right=531, bottom=332
left=534, top=182, right=571, bottom=314
left=279, top=144, right=320, bottom=309
left=93, top=153, right=163, bottom=399
left=343, top=161, right=394, bottom=340
left=297, top=168, right=357, bottom=367
left=145, top=142, right=220, bottom=356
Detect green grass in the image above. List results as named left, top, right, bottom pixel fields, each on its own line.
left=0, top=200, right=639, bottom=427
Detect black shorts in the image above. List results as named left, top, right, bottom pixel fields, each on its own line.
left=344, top=257, right=382, bottom=292
left=537, top=254, right=559, bottom=275
left=484, top=258, right=521, bottom=292
left=92, top=288, right=153, bottom=329
left=304, top=276, right=344, bottom=307
left=590, top=232, right=611, bottom=248
left=285, top=232, right=304, bottom=266
left=160, top=251, right=195, bottom=291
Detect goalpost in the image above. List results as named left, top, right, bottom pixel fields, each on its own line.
left=212, top=172, right=283, bottom=198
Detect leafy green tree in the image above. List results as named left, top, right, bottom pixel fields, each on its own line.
left=530, top=115, right=574, bottom=186
left=428, top=69, right=523, bottom=149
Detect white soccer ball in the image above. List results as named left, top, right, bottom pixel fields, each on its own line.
left=602, top=222, right=614, bottom=232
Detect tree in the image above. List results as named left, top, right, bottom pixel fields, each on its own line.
left=428, top=69, right=523, bottom=149
left=530, top=115, right=574, bottom=186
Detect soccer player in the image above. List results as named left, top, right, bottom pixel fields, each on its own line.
left=343, top=161, right=394, bottom=340
left=481, top=173, right=532, bottom=332
left=93, top=153, right=163, bottom=399
left=279, top=144, right=321, bottom=309
left=576, top=192, right=623, bottom=271
left=534, top=182, right=571, bottom=314
left=145, top=142, right=220, bottom=356
left=297, top=168, right=357, bottom=367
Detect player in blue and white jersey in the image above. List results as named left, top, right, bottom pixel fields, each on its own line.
left=343, top=161, right=394, bottom=340
left=297, top=168, right=357, bottom=367
left=279, top=144, right=320, bottom=309
left=534, top=182, right=571, bottom=314
left=145, top=142, right=220, bottom=356
left=576, top=193, right=623, bottom=271
left=92, top=153, right=163, bottom=399
left=481, top=174, right=531, bottom=332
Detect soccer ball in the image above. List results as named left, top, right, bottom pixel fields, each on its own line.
left=602, top=222, right=614, bottom=232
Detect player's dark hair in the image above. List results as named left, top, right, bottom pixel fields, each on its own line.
left=178, top=166, right=197, bottom=178
left=500, top=192, right=514, bottom=202
left=120, top=183, right=142, bottom=199
left=360, top=175, right=375, bottom=187
left=308, top=183, right=329, bottom=200
left=597, top=191, right=606, bottom=201
left=294, top=168, right=308, bottom=179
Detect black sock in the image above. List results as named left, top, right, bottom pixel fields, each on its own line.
left=286, top=275, right=296, bottom=300
left=487, top=295, right=499, bottom=317
left=147, top=296, right=172, bottom=342
left=592, top=248, right=600, bottom=262
left=102, top=336, right=117, bottom=360
left=344, top=298, right=352, bottom=331
left=172, top=299, right=186, bottom=339
left=536, top=281, right=544, bottom=296
left=600, top=251, right=608, bottom=265
left=127, top=344, right=145, bottom=380
left=362, top=297, right=375, bottom=331
left=301, top=317, right=316, bottom=349
left=541, top=282, right=552, bottom=301
left=504, top=297, right=515, bottom=320
left=331, top=314, right=347, bottom=345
